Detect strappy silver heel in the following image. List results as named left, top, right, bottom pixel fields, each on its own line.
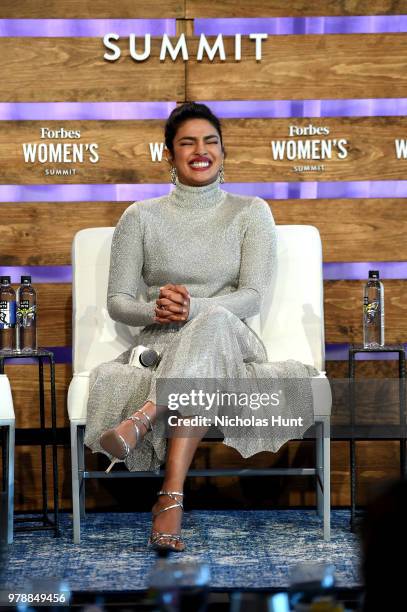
left=100, top=408, right=153, bottom=473
left=148, top=490, right=185, bottom=552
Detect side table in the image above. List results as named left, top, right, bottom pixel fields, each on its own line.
left=348, top=343, right=406, bottom=532
left=0, top=348, right=60, bottom=537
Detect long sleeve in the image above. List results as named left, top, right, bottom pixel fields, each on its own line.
left=107, top=204, right=156, bottom=327
left=187, top=197, right=277, bottom=320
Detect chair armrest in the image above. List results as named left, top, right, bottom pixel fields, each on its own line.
left=67, top=372, right=90, bottom=424
left=311, top=372, right=332, bottom=418
left=0, top=374, right=15, bottom=423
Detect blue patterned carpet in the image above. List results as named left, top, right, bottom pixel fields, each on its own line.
left=1, top=510, right=362, bottom=592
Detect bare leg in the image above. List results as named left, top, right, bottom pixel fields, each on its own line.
left=151, top=419, right=209, bottom=551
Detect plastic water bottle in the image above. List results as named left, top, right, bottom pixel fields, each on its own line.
left=0, top=276, right=16, bottom=351
left=363, top=270, right=384, bottom=348
left=16, top=275, right=37, bottom=352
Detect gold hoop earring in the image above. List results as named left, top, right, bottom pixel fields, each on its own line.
left=219, top=165, right=225, bottom=184
left=170, top=166, right=177, bottom=185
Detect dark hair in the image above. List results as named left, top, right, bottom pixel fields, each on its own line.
left=164, top=102, right=226, bottom=158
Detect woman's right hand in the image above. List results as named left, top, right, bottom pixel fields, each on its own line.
left=154, top=284, right=190, bottom=324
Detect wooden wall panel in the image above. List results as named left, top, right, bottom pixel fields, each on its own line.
left=1, top=35, right=407, bottom=103
left=6, top=284, right=72, bottom=347
left=186, top=34, right=407, bottom=100
left=186, top=0, right=407, bottom=17
left=2, top=117, right=407, bottom=184
left=4, top=281, right=407, bottom=348
left=0, top=120, right=166, bottom=184
left=0, top=0, right=183, bottom=18
left=6, top=364, right=71, bottom=428
left=0, top=202, right=128, bottom=265
left=325, top=280, right=407, bottom=344
left=1, top=198, right=406, bottom=264
left=0, top=39, right=184, bottom=102
left=270, top=198, right=407, bottom=262
left=13, top=447, right=118, bottom=512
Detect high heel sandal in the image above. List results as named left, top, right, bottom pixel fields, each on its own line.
left=148, top=490, right=185, bottom=552
left=100, top=408, right=153, bottom=473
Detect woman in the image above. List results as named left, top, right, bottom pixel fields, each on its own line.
left=84, top=102, right=319, bottom=552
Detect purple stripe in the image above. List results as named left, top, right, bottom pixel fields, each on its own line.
left=0, top=102, right=176, bottom=120
left=2, top=99, right=407, bottom=120
left=324, top=262, right=407, bottom=280
left=0, top=16, right=404, bottom=38
left=0, top=184, right=171, bottom=202
left=326, top=344, right=407, bottom=361
left=0, top=266, right=71, bottom=283
left=221, top=182, right=407, bottom=200
left=200, top=99, right=407, bottom=118
left=195, top=16, right=407, bottom=35
left=3, top=262, right=407, bottom=285
left=0, top=19, right=175, bottom=37
left=1, top=181, right=407, bottom=202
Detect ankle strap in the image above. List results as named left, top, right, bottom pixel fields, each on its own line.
left=158, top=490, right=184, bottom=497
left=138, top=409, right=153, bottom=432
left=127, top=409, right=153, bottom=433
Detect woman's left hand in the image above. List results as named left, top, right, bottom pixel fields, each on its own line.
left=154, top=284, right=190, bottom=324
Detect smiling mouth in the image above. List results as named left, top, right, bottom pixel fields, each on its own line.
left=189, top=160, right=212, bottom=170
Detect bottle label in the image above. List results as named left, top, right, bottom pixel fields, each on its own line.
left=0, top=300, right=16, bottom=329
left=364, top=300, right=379, bottom=324
left=17, top=300, right=36, bottom=327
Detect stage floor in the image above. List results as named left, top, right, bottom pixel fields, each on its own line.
left=1, top=510, right=362, bottom=593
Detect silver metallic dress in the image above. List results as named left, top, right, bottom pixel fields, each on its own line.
left=84, top=177, right=319, bottom=471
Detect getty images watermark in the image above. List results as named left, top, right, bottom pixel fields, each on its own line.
left=166, top=388, right=304, bottom=428
left=156, top=378, right=316, bottom=438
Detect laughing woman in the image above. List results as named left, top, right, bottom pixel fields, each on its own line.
left=84, top=102, right=319, bottom=552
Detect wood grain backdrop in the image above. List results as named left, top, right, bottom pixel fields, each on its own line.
left=2, top=199, right=407, bottom=264
left=1, top=1, right=406, bottom=511
left=1, top=0, right=406, bottom=18
left=1, top=118, right=407, bottom=183
left=1, top=35, right=407, bottom=101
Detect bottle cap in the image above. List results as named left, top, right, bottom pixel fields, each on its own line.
left=0, top=276, right=11, bottom=284
left=21, top=276, right=32, bottom=284
left=368, top=270, right=380, bottom=279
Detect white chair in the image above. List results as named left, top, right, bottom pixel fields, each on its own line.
left=0, top=373, right=15, bottom=544
left=68, top=225, right=331, bottom=543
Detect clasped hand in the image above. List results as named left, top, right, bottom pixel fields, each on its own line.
left=154, top=284, right=190, bottom=324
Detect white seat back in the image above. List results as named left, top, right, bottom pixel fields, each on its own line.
left=247, top=225, right=325, bottom=371
left=72, top=225, right=325, bottom=374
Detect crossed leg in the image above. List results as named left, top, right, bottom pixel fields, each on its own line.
left=151, top=420, right=209, bottom=551
left=111, top=400, right=208, bottom=551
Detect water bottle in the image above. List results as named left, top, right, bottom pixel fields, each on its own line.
left=16, top=275, right=37, bottom=352
left=363, top=270, right=384, bottom=348
left=0, top=276, right=16, bottom=351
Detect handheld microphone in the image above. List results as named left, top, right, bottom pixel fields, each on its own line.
left=129, top=345, right=161, bottom=368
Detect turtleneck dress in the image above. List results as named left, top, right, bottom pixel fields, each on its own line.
left=84, top=177, right=319, bottom=471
